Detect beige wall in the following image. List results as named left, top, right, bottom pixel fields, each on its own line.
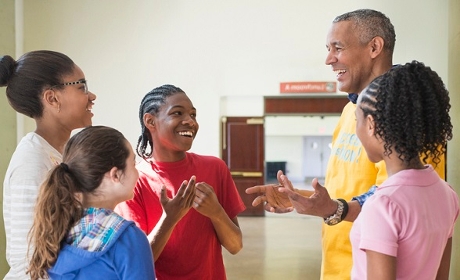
left=0, top=0, right=17, bottom=276
left=19, top=0, right=449, bottom=156
left=448, top=0, right=460, bottom=278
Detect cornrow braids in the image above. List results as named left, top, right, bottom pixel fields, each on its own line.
left=136, top=84, right=185, bottom=159
left=359, top=61, right=452, bottom=166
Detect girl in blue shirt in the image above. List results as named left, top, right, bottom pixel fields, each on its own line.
left=27, top=126, right=155, bottom=280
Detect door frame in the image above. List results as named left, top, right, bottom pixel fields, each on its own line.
left=221, top=95, right=348, bottom=216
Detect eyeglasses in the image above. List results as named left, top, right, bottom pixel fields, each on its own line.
left=52, top=79, right=88, bottom=94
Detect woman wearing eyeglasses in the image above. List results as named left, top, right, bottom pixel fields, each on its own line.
left=0, top=50, right=96, bottom=279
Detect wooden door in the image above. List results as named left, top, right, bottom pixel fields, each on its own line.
left=222, top=116, right=265, bottom=216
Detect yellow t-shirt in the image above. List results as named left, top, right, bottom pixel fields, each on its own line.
left=321, top=102, right=445, bottom=280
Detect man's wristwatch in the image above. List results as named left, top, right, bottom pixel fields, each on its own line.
left=323, top=198, right=349, bottom=226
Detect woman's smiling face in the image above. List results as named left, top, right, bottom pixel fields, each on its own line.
left=52, top=65, right=96, bottom=130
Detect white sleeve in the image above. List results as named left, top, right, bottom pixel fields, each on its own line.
left=3, top=143, right=56, bottom=279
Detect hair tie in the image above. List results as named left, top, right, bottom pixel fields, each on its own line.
left=60, top=162, right=70, bottom=172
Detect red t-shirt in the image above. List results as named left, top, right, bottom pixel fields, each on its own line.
left=116, top=153, right=245, bottom=280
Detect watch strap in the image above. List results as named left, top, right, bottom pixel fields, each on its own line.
left=323, top=199, right=344, bottom=226
left=337, top=198, right=349, bottom=221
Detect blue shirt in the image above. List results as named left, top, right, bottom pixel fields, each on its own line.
left=352, top=185, right=377, bottom=206
left=48, top=216, right=155, bottom=279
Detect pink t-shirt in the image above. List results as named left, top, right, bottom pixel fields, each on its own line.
left=350, top=165, right=459, bottom=279
left=116, top=152, right=245, bottom=280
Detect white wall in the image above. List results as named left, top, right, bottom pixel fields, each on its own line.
left=265, top=116, right=339, bottom=136
left=265, top=116, right=338, bottom=181
left=447, top=0, right=460, bottom=277
left=19, top=0, right=448, bottom=158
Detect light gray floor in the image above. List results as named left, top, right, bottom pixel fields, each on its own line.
left=223, top=212, right=323, bottom=280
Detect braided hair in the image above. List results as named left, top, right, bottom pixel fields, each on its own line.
left=359, top=60, right=452, bottom=166
left=137, top=84, right=185, bottom=159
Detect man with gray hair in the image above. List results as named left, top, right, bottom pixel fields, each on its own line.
left=247, top=9, right=445, bottom=279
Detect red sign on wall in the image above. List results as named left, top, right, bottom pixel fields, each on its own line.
left=280, top=81, right=337, bottom=93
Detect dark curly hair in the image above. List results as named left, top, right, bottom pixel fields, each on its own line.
left=359, top=60, right=452, bottom=166
left=136, top=84, right=185, bottom=159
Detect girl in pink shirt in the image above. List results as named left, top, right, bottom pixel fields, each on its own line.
left=351, top=61, right=459, bottom=279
